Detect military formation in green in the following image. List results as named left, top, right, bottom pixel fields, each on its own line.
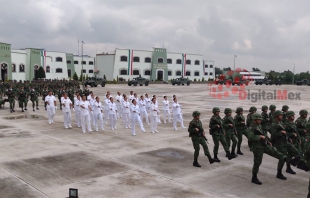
left=0, top=80, right=88, bottom=112
left=188, top=105, right=310, bottom=186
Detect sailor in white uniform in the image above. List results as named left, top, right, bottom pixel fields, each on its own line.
left=130, top=99, right=145, bottom=136
left=162, top=95, right=171, bottom=123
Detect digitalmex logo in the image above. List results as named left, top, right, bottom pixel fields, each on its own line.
left=208, top=68, right=254, bottom=100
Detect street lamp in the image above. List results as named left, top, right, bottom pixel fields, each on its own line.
left=234, top=55, right=237, bottom=70
left=81, top=41, right=85, bottom=79
left=292, top=63, right=296, bottom=85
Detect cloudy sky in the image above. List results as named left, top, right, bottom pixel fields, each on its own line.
left=1, top=0, right=309, bottom=73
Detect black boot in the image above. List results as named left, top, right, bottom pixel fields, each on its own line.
left=33, top=108, right=35, bottom=111
left=286, top=163, right=296, bottom=174
left=193, top=158, right=201, bottom=167
left=12, top=109, right=15, bottom=112
left=10, top=109, right=13, bottom=113
left=24, top=108, right=27, bottom=111
left=226, top=151, right=233, bottom=160
left=289, top=156, right=301, bottom=167
left=276, top=170, right=287, bottom=180
left=297, top=161, right=309, bottom=171
left=251, top=173, right=262, bottom=185
left=36, top=107, right=39, bottom=110
left=207, top=155, right=215, bottom=164
left=22, top=109, right=24, bottom=112
left=237, top=147, right=243, bottom=155
left=213, top=154, right=221, bottom=162
left=231, top=150, right=238, bottom=158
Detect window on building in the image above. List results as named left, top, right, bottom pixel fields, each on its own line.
left=89, top=61, right=94, bottom=65
left=55, top=57, right=63, bottom=62
left=176, top=71, right=182, bottom=76
left=56, top=68, right=63, bottom=73
left=12, top=64, right=16, bottom=72
left=144, top=70, right=151, bottom=75
left=168, top=70, right=172, bottom=76
left=185, top=71, right=191, bottom=76
left=120, top=56, right=128, bottom=62
left=210, top=72, right=213, bottom=75
left=205, top=72, right=208, bottom=75
left=195, top=60, right=200, bottom=65
left=133, top=57, right=140, bottom=62
left=176, top=59, right=182, bottom=64
left=82, top=69, right=86, bottom=73
left=167, top=59, right=172, bottom=64
left=19, top=64, right=25, bottom=72
left=89, top=70, right=94, bottom=73
left=133, top=69, right=140, bottom=75
left=205, top=65, right=208, bottom=68
left=186, top=60, right=191, bottom=65
left=158, top=58, right=163, bottom=63
left=210, top=65, right=213, bottom=68
left=120, top=69, right=127, bottom=75
left=67, top=60, right=72, bottom=64
left=74, top=60, right=78, bottom=64
left=82, top=61, right=86, bottom=65
left=145, top=57, right=151, bottom=63
left=46, top=66, right=50, bottom=73
left=194, top=71, right=200, bottom=76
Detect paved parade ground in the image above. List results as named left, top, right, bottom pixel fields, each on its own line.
left=0, top=83, right=309, bottom=198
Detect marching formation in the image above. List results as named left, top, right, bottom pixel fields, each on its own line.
left=188, top=104, right=310, bottom=185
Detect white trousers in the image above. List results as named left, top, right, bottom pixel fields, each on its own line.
left=173, top=114, right=184, bottom=129
left=89, top=110, right=95, bottom=125
left=75, top=110, right=81, bottom=127
left=94, top=113, right=104, bottom=130
left=140, top=110, right=149, bottom=124
left=63, top=111, right=71, bottom=127
left=47, top=107, right=55, bottom=123
left=131, top=114, right=145, bottom=135
left=116, top=104, right=122, bottom=118
left=123, top=112, right=131, bottom=128
left=150, top=115, right=158, bottom=132
left=81, top=115, right=91, bottom=133
left=163, top=110, right=171, bottom=123
left=109, top=114, right=117, bottom=129
left=104, top=108, right=109, bottom=123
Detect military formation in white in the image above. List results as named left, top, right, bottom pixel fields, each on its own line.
left=45, top=90, right=186, bottom=135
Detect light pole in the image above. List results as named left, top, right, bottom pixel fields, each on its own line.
left=81, top=41, right=85, bottom=79
left=292, top=63, right=296, bottom=85
left=234, top=55, right=237, bottom=70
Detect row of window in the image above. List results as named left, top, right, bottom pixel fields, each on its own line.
left=119, top=69, right=213, bottom=76
left=1, top=46, right=10, bottom=50
left=205, top=65, right=213, bottom=68
left=45, top=66, right=93, bottom=74
left=120, top=56, right=201, bottom=65
left=54, top=57, right=94, bottom=65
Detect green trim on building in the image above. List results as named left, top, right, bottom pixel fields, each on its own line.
left=0, top=43, right=12, bottom=80
left=26, top=49, right=42, bottom=80
left=151, top=48, right=168, bottom=81
left=66, top=53, right=75, bottom=78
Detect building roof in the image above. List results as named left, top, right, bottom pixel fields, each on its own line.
left=0, top=42, right=11, bottom=45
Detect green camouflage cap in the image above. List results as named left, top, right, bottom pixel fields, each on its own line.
left=192, top=111, right=201, bottom=117
left=261, top=105, right=268, bottom=111
left=299, top=109, right=308, bottom=115
left=236, top=107, right=243, bottom=113
left=282, top=105, right=289, bottom=111
left=249, top=106, right=257, bottom=112
left=252, top=113, right=262, bottom=120
left=269, top=104, right=276, bottom=110
left=285, top=111, right=295, bottom=118
left=224, top=108, right=232, bottom=114
left=212, top=107, right=220, bottom=113
left=273, top=110, right=283, bottom=118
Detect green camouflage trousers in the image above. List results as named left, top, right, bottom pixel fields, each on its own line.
left=212, top=134, right=229, bottom=155
left=225, top=133, right=238, bottom=151
left=8, top=98, right=15, bottom=109
left=18, top=98, right=28, bottom=109
left=275, top=142, right=299, bottom=170
left=191, top=136, right=211, bottom=159
left=31, top=98, right=39, bottom=108
left=236, top=128, right=248, bottom=149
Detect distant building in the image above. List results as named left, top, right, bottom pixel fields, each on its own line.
left=96, top=48, right=215, bottom=81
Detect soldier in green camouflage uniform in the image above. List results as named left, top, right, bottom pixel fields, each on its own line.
left=281, top=105, right=289, bottom=123
left=6, top=86, right=16, bottom=113
left=223, top=108, right=238, bottom=158
left=261, top=105, right=270, bottom=134
left=18, top=86, right=28, bottom=112
left=29, top=86, right=39, bottom=111
left=188, top=111, right=214, bottom=167
left=248, top=113, right=300, bottom=185
left=295, top=109, right=308, bottom=153
left=209, top=107, right=234, bottom=162
left=303, top=123, right=310, bottom=197
left=234, top=107, right=248, bottom=155
left=246, top=106, right=257, bottom=128
left=270, top=110, right=301, bottom=180
left=284, top=111, right=304, bottom=174
left=269, top=104, right=276, bottom=124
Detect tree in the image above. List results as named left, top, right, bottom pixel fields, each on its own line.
left=79, top=73, right=83, bottom=81
left=223, top=67, right=232, bottom=71
left=73, top=72, right=78, bottom=81
left=36, top=66, right=46, bottom=79
left=215, top=67, right=223, bottom=75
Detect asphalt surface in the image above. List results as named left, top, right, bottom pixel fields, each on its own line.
left=0, top=83, right=309, bottom=198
